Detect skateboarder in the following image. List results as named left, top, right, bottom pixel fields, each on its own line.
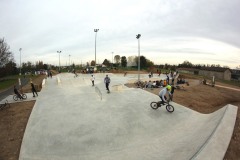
left=104, top=75, right=111, bottom=93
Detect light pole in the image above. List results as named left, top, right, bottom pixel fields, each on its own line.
left=112, top=52, right=114, bottom=68
left=19, top=48, right=22, bottom=75
left=57, top=51, right=61, bottom=72
left=94, top=29, right=99, bottom=68
left=136, top=34, right=141, bottom=82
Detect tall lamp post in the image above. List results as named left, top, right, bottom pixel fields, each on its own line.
left=94, top=29, right=99, bottom=69
left=57, top=51, right=61, bottom=72
left=136, top=34, right=141, bottom=82
left=19, top=48, right=22, bottom=75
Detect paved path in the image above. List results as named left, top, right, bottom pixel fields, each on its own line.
left=215, top=84, right=240, bottom=92
left=16, top=73, right=237, bottom=160
left=0, top=77, right=29, bottom=101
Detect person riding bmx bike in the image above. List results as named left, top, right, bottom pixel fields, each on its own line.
left=158, top=85, right=172, bottom=105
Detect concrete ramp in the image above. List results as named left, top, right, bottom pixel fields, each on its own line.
left=19, top=73, right=238, bottom=160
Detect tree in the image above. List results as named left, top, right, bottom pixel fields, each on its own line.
left=91, top=60, right=95, bottom=66
left=135, top=56, right=147, bottom=68
left=0, top=38, right=13, bottom=68
left=0, top=38, right=15, bottom=77
left=164, top=63, right=170, bottom=69
left=114, top=55, right=121, bottom=66
left=127, top=56, right=137, bottom=66
left=43, top=64, right=48, bottom=70
left=103, top=59, right=110, bottom=67
left=146, top=59, right=154, bottom=67
left=178, top=60, right=193, bottom=68
left=36, top=61, right=44, bottom=70
left=4, top=61, right=17, bottom=75
left=121, top=56, right=127, bottom=67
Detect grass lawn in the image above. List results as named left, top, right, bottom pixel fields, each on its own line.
left=0, top=79, right=17, bottom=90
left=0, top=74, right=42, bottom=91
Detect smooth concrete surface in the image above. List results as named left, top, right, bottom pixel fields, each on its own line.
left=19, top=73, right=238, bottom=160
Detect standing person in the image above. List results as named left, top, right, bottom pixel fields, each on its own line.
left=170, top=85, right=176, bottom=101
left=50, top=71, right=52, bottom=78
left=166, top=75, right=170, bottom=85
left=104, top=75, right=111, bottom=93
left=171, top=76, right=175, bottom=85
left=14, top=85, right=23, bottom=100
left=30, top=81, right=38, bottom=97
left=91, top=75, right=95, bottom=86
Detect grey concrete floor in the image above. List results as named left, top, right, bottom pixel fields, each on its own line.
left=16, top=73, right=237, bottom=160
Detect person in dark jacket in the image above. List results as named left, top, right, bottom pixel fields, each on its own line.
left=31, top=81, right=38, bottom=97
left=14, top=85, right=23, bottom=100
left=104, top=75, right=111, bottom=93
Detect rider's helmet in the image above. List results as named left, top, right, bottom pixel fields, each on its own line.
left=166, top=85, right=172, bottom=91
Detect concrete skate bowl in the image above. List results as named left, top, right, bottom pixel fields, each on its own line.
left=19, top=75, right=238, bottom=160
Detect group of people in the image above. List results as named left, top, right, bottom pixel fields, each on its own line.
left=144, top=79, right=170, bottom=88
left=90, top=74, right=111, bottom=93
left=177, top=78, right=187, bottom=85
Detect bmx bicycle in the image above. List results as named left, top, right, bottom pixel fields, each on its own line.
left=13, top=93, right=27, bottom=101
left=150, top=100, right=174, bottom=112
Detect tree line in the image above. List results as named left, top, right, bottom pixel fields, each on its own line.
left=0, top=38, right=50, bottom=78
left=0, top=37, right=237, bottom=78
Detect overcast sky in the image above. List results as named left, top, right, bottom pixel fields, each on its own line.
left=0, top=0, right=240, bottom=68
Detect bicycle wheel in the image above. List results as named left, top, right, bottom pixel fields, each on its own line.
left=22, top=94, right=27, bottom=99
left=13, top=95, right=18, bottom=101
left=150, top=102, right=158, bottom=109
left=166, top=104, right=174, bottom=112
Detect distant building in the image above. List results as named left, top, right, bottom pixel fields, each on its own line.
left=177, top=67, right=232, bottom=80
left=199, top=67, right=231, bottom=80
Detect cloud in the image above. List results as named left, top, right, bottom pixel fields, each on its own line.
left=0, top=0, right=239, bottom=68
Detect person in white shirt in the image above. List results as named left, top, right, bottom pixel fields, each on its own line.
left=91, top=75, right=95, bottom=86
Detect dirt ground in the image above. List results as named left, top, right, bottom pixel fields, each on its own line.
left=0, top=72, right=239, bottom=160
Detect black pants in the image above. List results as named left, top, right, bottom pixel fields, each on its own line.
left=32, top=89, right=38, bottom=97
left=160, top=96, right=167, bottom=104
left=92, top=81, right=94, bottom=86
left=106, top=83, right=109, bottom=91
left=17, top=93, right=23, bottom=99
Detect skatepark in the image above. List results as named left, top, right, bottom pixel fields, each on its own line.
left=6, top=73, right=237, bottom=160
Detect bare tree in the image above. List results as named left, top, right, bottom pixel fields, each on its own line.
left=0, top=38, right=15, bottom=77
left=114, top=55, right=121, bottom=66
left=127, top=56, right=137, bottom=67
left=0, top=38, right=13, bottom=68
